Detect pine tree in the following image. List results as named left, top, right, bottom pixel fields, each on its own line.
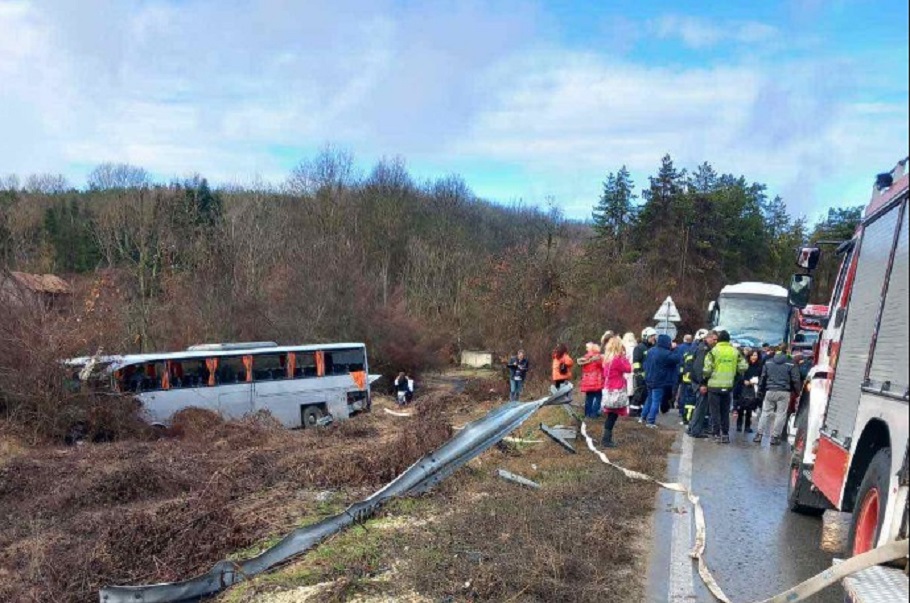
left=592, top=166, right=636, bottom=254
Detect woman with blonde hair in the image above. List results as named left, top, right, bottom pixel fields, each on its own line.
left=601, top=335, right=633, bottom=447
left=578, top=342, right=604, bottom=418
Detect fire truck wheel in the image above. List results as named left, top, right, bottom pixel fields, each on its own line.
left=787, top=406, right=828, bottom=515
left=848, top=447, right=892, bottom=556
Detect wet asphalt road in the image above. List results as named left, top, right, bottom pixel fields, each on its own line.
left=646, top=412, right=842, bottom=603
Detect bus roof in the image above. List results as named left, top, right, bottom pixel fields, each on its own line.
left=719, top=282, right=788, bottom=298
left=66, top=343, right=366, bottom=372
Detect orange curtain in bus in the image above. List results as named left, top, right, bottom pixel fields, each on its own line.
left=315, top=351, right=326, bottom=377
left=350, top=371, right=367, bottom=390
left=162, top=362, right=171, bottom=390
left=287, top=353, right=296, bottom=379
left=206, top=358, right=218, bottom=386
left=243, top=355, right=253, bottom=382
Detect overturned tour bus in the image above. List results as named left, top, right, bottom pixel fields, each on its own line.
left=67, top=342, right=377, bottom=428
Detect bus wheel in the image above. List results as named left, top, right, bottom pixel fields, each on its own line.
left=848, top=448, right=891, bottom=556
left=787, top=406, right=828, bottom=515
left=302, top=406, right=325, bottom=428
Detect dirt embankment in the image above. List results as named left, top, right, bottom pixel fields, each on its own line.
left=0, top=390, right=459, bottom=603
left=0, top=373, right=674, bottom=603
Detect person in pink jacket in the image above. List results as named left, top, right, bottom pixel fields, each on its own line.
left=578, top=343, right=604, bottom=418
left=601, top=335, right=633, bottom=448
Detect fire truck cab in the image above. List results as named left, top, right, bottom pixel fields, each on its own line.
left=786, top=158, right=908, bottom=600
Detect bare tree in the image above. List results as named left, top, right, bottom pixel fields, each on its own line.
left=24, top=173, right=70, bottom=194
left=87, top=163, right=150, bottom=190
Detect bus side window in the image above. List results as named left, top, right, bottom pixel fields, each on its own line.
left=169, top=360, right=207, bottom=388
left=330, top=349, right=366, bottom=375
left=253, top=354, right=286, bottom=381
left=217, top=357, right=246, bottom=384
left=295, top=352, right=318, bottom=378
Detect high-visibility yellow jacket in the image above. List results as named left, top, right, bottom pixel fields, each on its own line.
left=703, top=342, right=747, bottom=390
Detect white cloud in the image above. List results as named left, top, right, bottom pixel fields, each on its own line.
left=453, top=50, right=908, bottom=216
left=651, top=15, right=779, bottom=49
left=0, top=1, right=906, bottom=221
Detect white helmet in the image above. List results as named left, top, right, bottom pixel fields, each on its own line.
left=642, top=327, right=658, bottom=340
left=695, top=328, right=710, bottom=341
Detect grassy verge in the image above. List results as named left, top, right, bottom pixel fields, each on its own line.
left=219, top=405, right=675, bottom=603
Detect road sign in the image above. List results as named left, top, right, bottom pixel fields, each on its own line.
left=653, top=296, right=682, bottom=322
left=655, top=320, right=678, bottom=340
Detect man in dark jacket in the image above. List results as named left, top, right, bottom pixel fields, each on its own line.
left=640, top=334, right=682, bottom=427
left=506, top=351, right=530, bottom=402
left=753, top=344, right=802, bottom=446
left=687, top=330, right=718, bottom=438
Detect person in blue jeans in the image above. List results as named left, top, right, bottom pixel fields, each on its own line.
left=640, top=334, right=683, bottom=427
left=506, top=350, right=530, bottom=402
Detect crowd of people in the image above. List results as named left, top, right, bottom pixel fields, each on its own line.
left=504, top=326, right=808, bottom=448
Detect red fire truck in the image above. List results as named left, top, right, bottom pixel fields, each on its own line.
left=786, top=157, right=908, bottom=599
left=790, top=304, right=829, bottom=362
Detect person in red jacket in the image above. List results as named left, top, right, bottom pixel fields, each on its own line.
left=578, top=342, right=604, bottom=418
left=601, top=335, right=633, bottom=447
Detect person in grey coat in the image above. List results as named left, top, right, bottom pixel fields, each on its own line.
left=753, top=345, right=802, bottom=446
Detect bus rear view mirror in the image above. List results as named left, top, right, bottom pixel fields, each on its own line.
left=788, top=274, right=813, bottom=309
left=796, top=247, right=821, bottom=271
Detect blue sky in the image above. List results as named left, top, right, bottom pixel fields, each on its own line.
left=0, top=0, right=907, bottom=220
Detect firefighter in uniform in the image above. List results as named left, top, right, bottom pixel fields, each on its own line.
left=679, top=331, right=705, bottom=425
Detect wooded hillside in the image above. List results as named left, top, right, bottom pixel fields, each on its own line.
left=0, top=150, right=861, bottom=424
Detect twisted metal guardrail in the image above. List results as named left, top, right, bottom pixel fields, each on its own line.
left=99, top=386, right=574, bottom=603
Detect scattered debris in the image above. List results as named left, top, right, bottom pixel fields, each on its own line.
left=496, top=468, right=541, bottom=490
left=383, top=408, right=413, bottom=417
left=540, top=423, right=577, bottom=454
left=502, top=436, right=542, bottom=445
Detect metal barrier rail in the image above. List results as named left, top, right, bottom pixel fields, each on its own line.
left=99, top=387, right=574, bottom=603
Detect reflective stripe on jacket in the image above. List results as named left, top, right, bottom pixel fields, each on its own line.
left=704, top=342, right=747, bottom=390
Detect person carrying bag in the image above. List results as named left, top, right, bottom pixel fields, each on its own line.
left=600, top=335, right=633, bottom=448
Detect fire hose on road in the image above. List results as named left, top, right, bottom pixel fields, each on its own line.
left=578, top=421, right=909, bottom=603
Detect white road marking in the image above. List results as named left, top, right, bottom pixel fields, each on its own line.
left=669, top=433, right=696, bottom=602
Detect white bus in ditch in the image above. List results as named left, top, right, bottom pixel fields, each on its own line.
left=67, top=342, right=376, bottom=428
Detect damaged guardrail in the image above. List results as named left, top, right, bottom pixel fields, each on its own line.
left=99, top=385, right=574, bottom=603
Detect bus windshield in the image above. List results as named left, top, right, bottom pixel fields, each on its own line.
left=717, top=295, right=791, bottom=348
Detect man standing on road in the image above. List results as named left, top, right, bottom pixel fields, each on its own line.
left=703, top=330, right=748, bottom=444
left=687, top=329, right=717, bottom=438
left=641, top=334, right=682, bottom=428
left=754, top=344, right=802, bottom=446
left=506, top=350, right=530, bottom=402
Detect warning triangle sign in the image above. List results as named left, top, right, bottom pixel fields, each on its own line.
left=653, top=296, right=682, bottom=322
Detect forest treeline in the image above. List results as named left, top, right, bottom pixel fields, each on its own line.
left=0, top=149, right=862, bottom=386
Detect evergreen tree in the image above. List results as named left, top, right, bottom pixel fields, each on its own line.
left=592, top=165, right=636, bottom=253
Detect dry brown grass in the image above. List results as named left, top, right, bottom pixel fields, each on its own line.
left=0, top=399, right=458, bottom=603
left=222, top=403, right=676, bottom=603
left=394, top=411, right=674, bottom=603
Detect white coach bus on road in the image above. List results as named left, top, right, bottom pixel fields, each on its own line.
left=67, top=342, right=376, bottom=428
